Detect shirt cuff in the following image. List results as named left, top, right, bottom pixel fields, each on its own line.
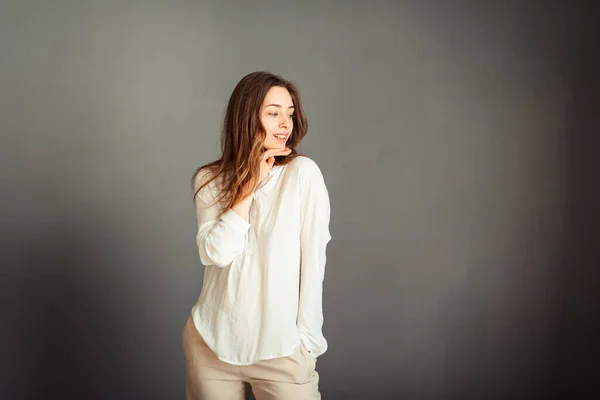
left=220, top=208, right=251, bottom=233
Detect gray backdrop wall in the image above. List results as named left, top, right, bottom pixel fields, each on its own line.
left=1, top=1, right=598, bottom=399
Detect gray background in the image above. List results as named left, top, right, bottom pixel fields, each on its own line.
left=1, top=1, right=598, bottom=399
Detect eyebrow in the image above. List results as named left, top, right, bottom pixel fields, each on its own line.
left=265, top=104, right=295, bottom=109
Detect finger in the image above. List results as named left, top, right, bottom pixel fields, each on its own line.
left=262, top=150, right=291, bottom=162
left=263, top=148, right=292, bottom=159
left=267, top=156, right=275, bottom=167
left=265, top=147, right=291, bottom=156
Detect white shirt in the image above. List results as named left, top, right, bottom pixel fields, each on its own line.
left=190, top=155, right=331, bottom=365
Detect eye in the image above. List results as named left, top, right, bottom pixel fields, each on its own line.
left=268, top=112, right=279, bottom=117
left=288, top=114, right=294, bottom=119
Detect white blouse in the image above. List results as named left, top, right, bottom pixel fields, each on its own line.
left=189, top=155, right=331, bottom=365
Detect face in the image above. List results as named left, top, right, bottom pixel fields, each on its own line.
left=259, top=86, right=294, bottom=150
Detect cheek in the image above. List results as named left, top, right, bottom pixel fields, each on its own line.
left=263, top=119, right=277, bottom=133
left=259, top=116, right=267, bottom=131
left=259, top=120, right=272, bottom=140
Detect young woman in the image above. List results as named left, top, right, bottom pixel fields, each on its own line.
left=182, top=71, right=331, bottom=400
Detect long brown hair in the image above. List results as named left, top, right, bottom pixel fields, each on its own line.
left=191, top=71, right=308, bottom=211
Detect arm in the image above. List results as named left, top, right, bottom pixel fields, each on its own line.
left=194, top=171, right=251, bottom=269
left=297, top=164, right=332, bottom=358
left=194, top=148, right=290, bottom=268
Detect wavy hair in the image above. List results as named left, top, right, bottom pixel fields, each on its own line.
left=191, top=71, right=307, bottom=211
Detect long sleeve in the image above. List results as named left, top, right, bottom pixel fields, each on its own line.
left=194, top=170, right=250, bottom=269
left=297, top=164, right=332, bottom=358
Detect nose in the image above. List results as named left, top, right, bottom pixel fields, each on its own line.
left=278, top=115, right=288, bottom=128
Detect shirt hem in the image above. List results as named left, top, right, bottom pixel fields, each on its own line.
left=191, top=310, right=303, bottom=366
left=214, top=344, right=301, bottom=366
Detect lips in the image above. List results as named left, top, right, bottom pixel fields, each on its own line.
left=273, top=133, right=288, bottom=140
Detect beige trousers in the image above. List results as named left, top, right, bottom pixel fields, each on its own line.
left=182, top=315, right=321, bottom=400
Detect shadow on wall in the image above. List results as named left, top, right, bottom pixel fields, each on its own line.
left=548, top=15, right=600, bottom=398
left=438, top=11, right=600, bottom=399
left=0, top=213, right=149, bottom=399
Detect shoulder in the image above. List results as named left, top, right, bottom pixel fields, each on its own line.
left=287, top=156, right=327, bottom=188
left=194, top=166, right=215, bottom=190
left=287, top=155, right=322, bottom=176
left=193, top=166, right=222, bottom=201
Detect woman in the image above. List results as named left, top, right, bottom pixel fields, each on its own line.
left=182, top=71, right=332, bottom=400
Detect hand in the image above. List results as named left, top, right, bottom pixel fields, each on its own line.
left=259, top=147, right=291, bottom=184
left=233, top=147, right=291, bottom=220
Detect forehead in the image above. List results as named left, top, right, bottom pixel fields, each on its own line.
left=262, top=86, right=293, bottom=106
